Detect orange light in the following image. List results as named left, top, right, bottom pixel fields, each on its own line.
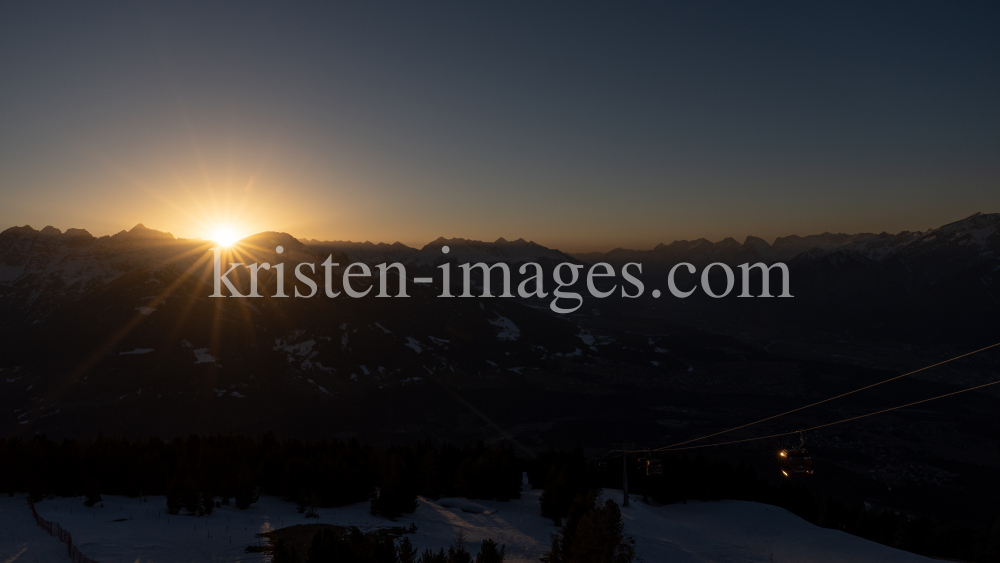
left=210, top=227, right=239, bottom=247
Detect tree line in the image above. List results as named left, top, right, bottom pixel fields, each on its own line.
left=527, top=447, right=1000, bottom=562
left=600, top=452, right=1000, bottom=563
left=3, top=434, right=997, bottom=562
left=273, top=529, right=507, bottom=563
left=0, top=434, right=520, bottom=519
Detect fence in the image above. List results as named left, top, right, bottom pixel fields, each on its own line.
left=27, top=498, right=100, bottom=563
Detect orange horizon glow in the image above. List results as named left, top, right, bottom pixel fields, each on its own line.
left=209, top=226, right=240, bottom=247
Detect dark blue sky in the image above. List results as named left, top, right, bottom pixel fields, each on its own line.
left=1, top=1, right=997, bottom=250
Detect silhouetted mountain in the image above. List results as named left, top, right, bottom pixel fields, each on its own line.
left=301, top=239, right=420, bottom=264
left=305, top=236, right=576, bottom=268
left=1, top=216, right=998, bottom=469
left=593, top=213, right=1000, bottom=351
left=0, top=224, right=696, bottom=441
left=572, top=231, right=879, bottom=264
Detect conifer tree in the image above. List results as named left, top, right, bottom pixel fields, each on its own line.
left=234, top=465, right=259, bottom=510
left=447, top=530, right=472, bottom=563
left=398, top=536, right=418, bottom=563
left=371, top=455, right=418, bottom=518
left=183, top=476, right=201, bottom=515
left=418, top=548, right=447, bottom=563
left=166, top=478, right=183, bottom=515
left=542, top=496, right=634, bottom=563
left=272, top=539, right=299, bottom=563
left=539, top=486, right=561, bottom=526
left=27, top=476, right=44, bottom=503
left=986, top=517, right=1000, bottom=562
left=539, top=534, right=562, bottom=563
left=201, top=491, right=215, bottom=515
left=475, top=538, right=505, bottom=563
left=84, top=478, right=102, bottom=507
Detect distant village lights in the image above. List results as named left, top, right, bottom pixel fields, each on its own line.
left=210, top=246, right=792, bottom=314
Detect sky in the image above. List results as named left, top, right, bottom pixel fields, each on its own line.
left=0, top=1, right=998, bottom=252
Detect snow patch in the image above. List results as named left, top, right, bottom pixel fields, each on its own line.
left=193, top=348, right=218, bottom=364
left=490, top=314, right=521, bottom=341
left=405, top=337, right=423, bottom=353
left=274, top=339, right=316, bottom=358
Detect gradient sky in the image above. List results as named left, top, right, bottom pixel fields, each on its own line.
left=1, top=2, right=998, bottom=252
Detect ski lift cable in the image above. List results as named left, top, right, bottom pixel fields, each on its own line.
left=655, top=341, right=1000, bottom=451
left=655, top=377, right=1000, bottom=452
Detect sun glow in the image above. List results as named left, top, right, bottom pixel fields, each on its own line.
left=211, top=227, right=239, bottom=247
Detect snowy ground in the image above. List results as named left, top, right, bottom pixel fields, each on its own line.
left=0, top=486, right=936, bottom=563
left=0, top=496, right=70, bottom=563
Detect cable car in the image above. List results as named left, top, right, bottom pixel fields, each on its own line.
left=645, top=458, right=664, bottom=477
left=637, top=456, right=648, bottom=470
left=779, top=448, right=813, bottom=477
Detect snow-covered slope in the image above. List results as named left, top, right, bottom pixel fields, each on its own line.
left=1, top=488, right=935, bottom=563
left=618, top=495, right=933, bottom=563
left=0, top=496, right=71, bottom=563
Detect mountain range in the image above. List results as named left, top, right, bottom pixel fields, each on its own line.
left=1, top=212, right=999, bottom=530
left=0, top=213, right=997, bottom=441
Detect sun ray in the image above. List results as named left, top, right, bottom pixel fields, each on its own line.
left=30, top=244, right=219, bottom=426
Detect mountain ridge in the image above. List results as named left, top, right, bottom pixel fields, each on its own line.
left=8, top=212, right=994, bottom=267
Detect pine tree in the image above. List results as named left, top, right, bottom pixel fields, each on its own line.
left=166, top=478, right=183, bottom=515
left=447, top=530, right=472, bottom=563
left=559, top=490, right=598, bottom=557
left=475, top=538, right=505, bottom=563
left=419, top=548, right=447, bottom=563
left=201, top=491, right=214, bottom=515
left=543, top=497, right=634, bottom=563
left=234, top=465, right=259, bottom=510
left=27, top=476, right=45, bottom=503
left=84, top=478, right=102, bottom=507
left=539, top=534, right=562, bottom=563
left=986, top=517, right=1000, bottom=562
left=371, top=456, right=418, bottom=519
left=296, top=490, right=308, bottom=514
left=540, top=486, right=561, bottom=526
left=272, top=539, right=299, bottom=563
left=305, top=491, right=320, bottom=518
left=398, top=537, right=418, bottom=563
left=183, top=476, right=201, bottom=515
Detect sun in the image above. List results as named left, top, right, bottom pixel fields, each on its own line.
left=211, top=227, right=239, bottom=247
